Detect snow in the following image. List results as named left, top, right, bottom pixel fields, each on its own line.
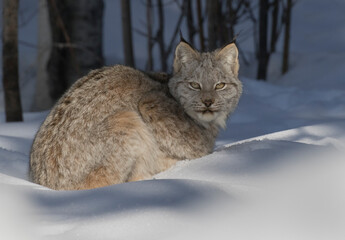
left=1, top=0, right=345, bottom=239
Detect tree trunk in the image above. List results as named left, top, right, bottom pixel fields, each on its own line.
left=34, top=0, right=54, bottom=111
left=185, top=0, right=195, bottom=46
left=196, top=0, right=205, bottom=51
left=207, top=0, right=218, bottom=51
left=47, top=0, right=104, bottom=101
left=146, top=0, right=153, bottom=71
left=282, top=0, right=292, bottom=74
left=156, top=0, right=167, bottom=71
left=270, top=0, right=279, bottom=53
left=121, top=0, right=135, bottom=67
left=257, top=0, right=269, bottom=80
left=226, top=0, right=235, bottom=42
left=2, top=0, right=23, bottom=122
left=218, top=2, right=229, bottom=47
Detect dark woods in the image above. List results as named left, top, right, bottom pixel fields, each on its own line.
left=46, top=0, right=104, bottom=101
left=257, top=0, right=294, bottom=80
left=1, top=0, right=295, bottom=121
left=136, top=0, right=294, bottom=79
left=2, top=0, right=23, bottom=121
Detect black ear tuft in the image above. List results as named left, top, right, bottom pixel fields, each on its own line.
left=179, top=30, right=188, bottom=43
left=230, top=32, right=240, bottom=44
left=179, top=30, right=195, bottom=50
left=173, top=33, right=200, bottom=73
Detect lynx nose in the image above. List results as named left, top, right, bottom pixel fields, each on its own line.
left=202, top=99, right=214, bottom=107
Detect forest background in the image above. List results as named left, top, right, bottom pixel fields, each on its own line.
left=1, top=0, right=293, bottom=120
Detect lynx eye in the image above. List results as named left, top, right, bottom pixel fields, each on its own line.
left=189, top=82, right=201, bottom=90
left=215, top=82, right=226, bottom=90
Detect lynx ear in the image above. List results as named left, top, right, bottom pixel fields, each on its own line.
left=216, top=43, right=239, bottom=76
left=173, top=41, right=200, bottom=73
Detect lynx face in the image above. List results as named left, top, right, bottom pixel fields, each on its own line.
left=169, top=41, right=242, bottom=129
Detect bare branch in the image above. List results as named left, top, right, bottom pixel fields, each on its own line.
left=49, top=0, right=80, bottom=74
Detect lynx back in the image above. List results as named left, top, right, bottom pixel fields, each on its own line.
left=30, top=41, right=242, bottom=190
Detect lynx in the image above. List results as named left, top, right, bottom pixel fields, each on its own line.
left=30, top=40, right=242, bottom=190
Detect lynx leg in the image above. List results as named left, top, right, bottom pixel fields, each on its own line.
left=78, top=166, right=119, bottom=190
left=77, top=111, right=164, bottom=189
left=127, top=157, right=178, bottom=182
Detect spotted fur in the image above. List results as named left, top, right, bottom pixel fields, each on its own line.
left=29, top=41, right=242, bottom=190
